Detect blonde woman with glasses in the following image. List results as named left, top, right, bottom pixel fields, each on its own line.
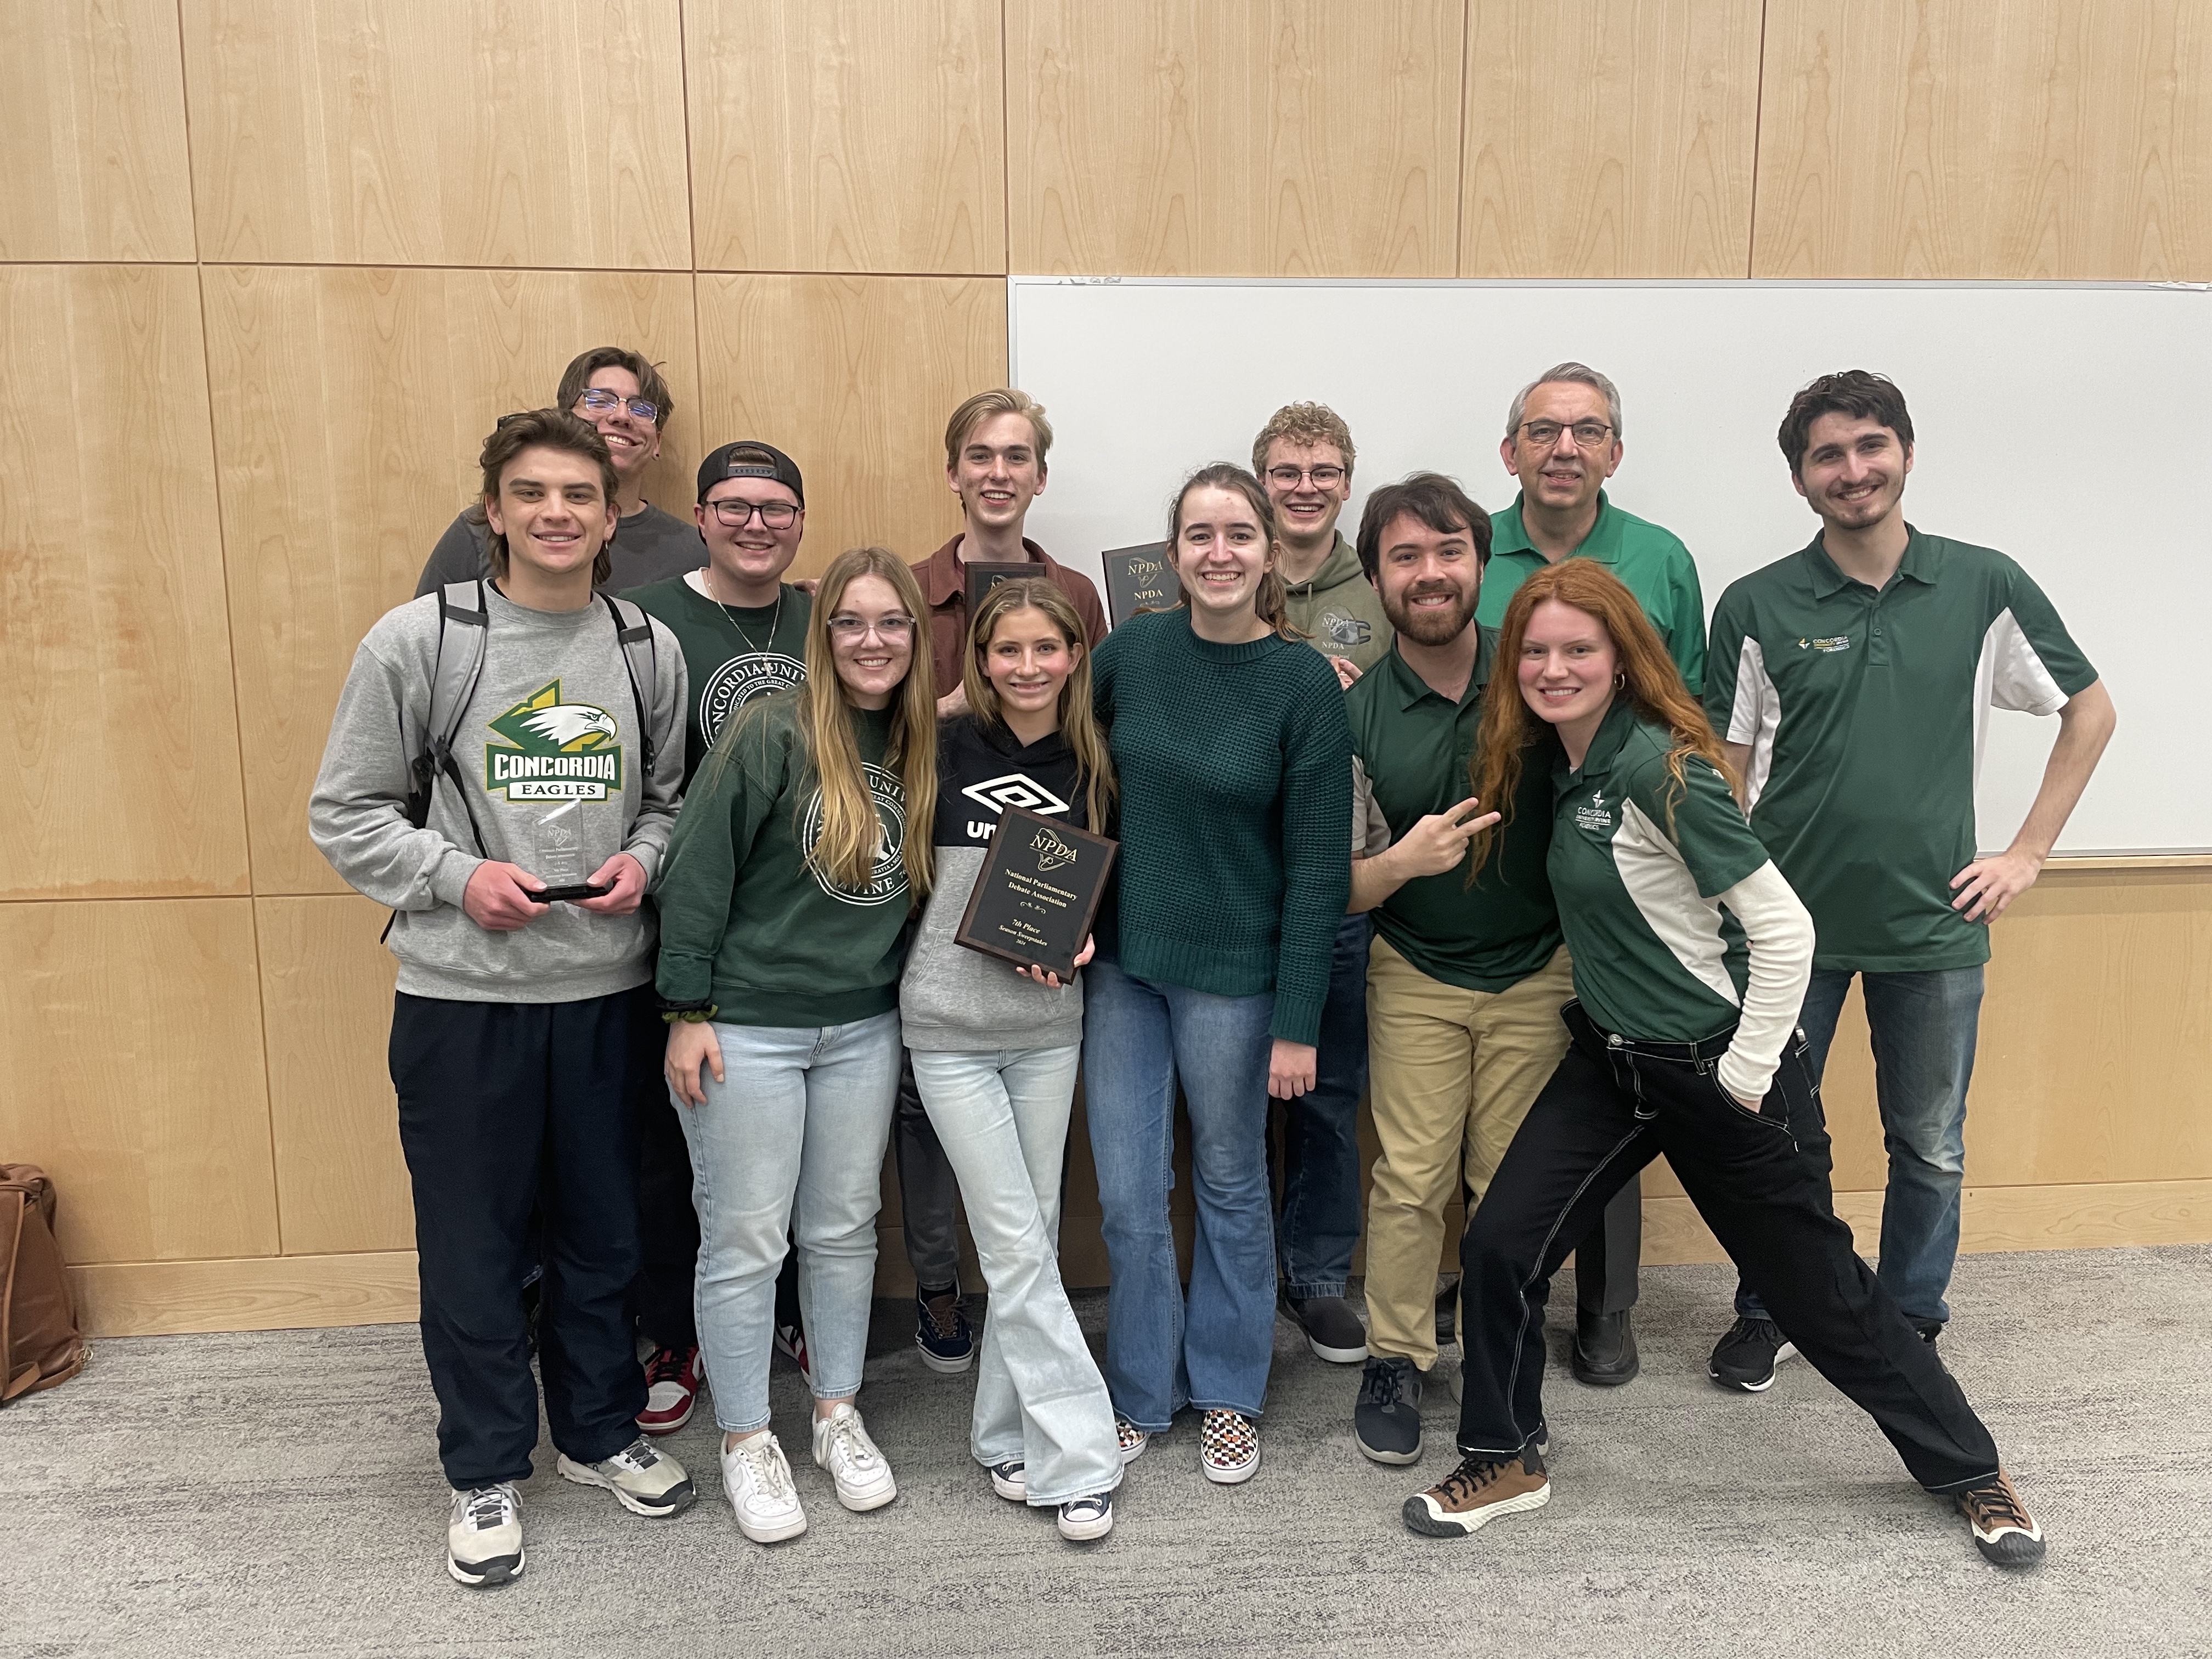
left=654, top=546, right=935, bottom=1547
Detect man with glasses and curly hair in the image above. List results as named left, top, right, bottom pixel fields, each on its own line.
left=1469, top=362, right=1709, bottom=1389
left=416, top=346, right=704, bottom=596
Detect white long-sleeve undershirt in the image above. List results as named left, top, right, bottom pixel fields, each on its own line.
left=1713, top=860, right=1815, bottom=1104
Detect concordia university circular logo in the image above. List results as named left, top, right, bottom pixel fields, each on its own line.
left=800, top=763, right=909, bottom=906
left=700, top=652, right=806, bottom=743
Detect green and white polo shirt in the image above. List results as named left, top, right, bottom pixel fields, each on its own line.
left=1549, top=702, right=1773, bottom=1042
left=1346, top=631, right=1562, bottom=992
left=1476, top=490, right=1708, bottom=693
left=1705, top=529, right=2097, bottom=973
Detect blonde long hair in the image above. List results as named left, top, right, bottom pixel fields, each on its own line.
left=1468, top=558, right=1735, bottom=873
left=700, top=546, right=936, bottom=900
left=963, top=578, right=1116, bottom=832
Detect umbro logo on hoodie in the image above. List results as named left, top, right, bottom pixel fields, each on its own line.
left=962, top=772, right=1070, bottom=839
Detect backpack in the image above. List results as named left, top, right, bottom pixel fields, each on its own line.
left=1, top=1165, right=88, bottom=1404
left=385, top=580, right=660, bottom=937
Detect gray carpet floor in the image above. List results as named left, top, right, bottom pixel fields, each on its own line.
left=6, top=1245, right=2209, bottom=1658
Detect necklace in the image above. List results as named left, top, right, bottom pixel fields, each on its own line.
left=706, top=563, right=783, bottom=657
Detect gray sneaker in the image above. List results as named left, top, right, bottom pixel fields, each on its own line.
left=1355, top=1355, right=1423, bottom=1465
left=1286, top=1294, right=1369, bottom=1364
left=557, top=1435, right=696, bottom=1517
left=446, top=1482, right=524, bottom=1587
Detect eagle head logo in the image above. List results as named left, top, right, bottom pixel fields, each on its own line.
left=520, top=703, right=619, bottom=751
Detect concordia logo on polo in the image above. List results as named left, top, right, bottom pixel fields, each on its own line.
left=1575, top=788, right=1613, bottom=832
left=483, top=681, right=623, bottom=801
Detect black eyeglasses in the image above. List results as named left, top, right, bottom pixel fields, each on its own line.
left=1515, top=420, right=1614, bottom=449
left=1266, top=464, right=1345, bottom=488
left=706, top=499, right=799, bottom=529
left=577, top=387, right=661, bottom=424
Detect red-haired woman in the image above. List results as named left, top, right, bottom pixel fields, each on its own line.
left=1400, top=559, right=2044, bottom=1571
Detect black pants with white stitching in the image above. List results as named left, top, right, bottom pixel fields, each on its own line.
left=1453, top=1001, right=2001, bottom=1493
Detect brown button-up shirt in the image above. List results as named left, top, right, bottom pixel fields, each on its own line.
left=912, top=534, right=1110, bottom=697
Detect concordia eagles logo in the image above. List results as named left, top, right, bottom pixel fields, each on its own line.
left=484, top=681, right=623, bottom=802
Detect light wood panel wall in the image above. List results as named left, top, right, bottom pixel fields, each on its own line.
left=6, top=1, right=2210, bottom=1337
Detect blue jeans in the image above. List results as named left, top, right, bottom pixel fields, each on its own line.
left=1271, top=911, right=1372, bottom=1299
left=910, top=1045, right=1123, bottom=1505
left=1082, top=958, right=1277, bottom=1429
left=1738, top=966, right=1982, bottom=1327
left=673, top=1011, right=902, bottom=1433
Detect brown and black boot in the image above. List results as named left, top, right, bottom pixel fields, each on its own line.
left=1402, top=1443, right=1550, bottom=1537
left=1956, top=1469, right=2046, bottom=1567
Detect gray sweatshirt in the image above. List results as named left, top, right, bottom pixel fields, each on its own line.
left=309, top=585, right=688, bottom=1003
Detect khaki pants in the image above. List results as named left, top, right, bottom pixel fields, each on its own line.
left=1363, top=936, right=1575, bottom=1368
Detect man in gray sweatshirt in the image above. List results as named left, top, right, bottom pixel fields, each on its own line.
left=311, top=409, right=695, bottom=1588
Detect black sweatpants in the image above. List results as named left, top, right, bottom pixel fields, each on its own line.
left=1455, top=1002, right=2001, bottom=1493
left=391, top=986, right=657, bottom=1489
left=633, top=1089, right=699, bottom=1350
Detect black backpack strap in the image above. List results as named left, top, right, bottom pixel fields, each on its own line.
left=604, top=594, right=659, bottom=781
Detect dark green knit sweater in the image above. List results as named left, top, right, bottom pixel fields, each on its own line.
left=1092, top=608, right=1352, bottom=1045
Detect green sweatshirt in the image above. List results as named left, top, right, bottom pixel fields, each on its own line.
left=1092, top=609, right=1352, bottom=1045
left=653, top=693, right=914, bottom=1027
left=1283, top=530, right=1392, bottom=674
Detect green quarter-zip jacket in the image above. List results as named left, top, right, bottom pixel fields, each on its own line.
left=1705, top=528, right=2097, bottom=972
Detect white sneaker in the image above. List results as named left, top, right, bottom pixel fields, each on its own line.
left=557, top=1435, right=696, bottom=1516
left=985, top=1459, right=1028, bottom=1502
left=721, top=1431, right=808, bottom=1544
left=1058, top=1491, right=1114, bottom=1541
left=811, top=1402, right=898, bottom=1512
left=447, top=1482, right=524, bottom=1587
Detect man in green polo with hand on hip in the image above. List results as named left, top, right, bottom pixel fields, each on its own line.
left=1701, top=369, right=2115, bottom=1393
left=1471, top=360, right=1706, bottom=1383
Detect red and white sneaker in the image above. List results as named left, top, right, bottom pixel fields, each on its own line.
left=774, top=1321, right=812, bottom=1383
left=636, top=1345, right=704, bottom=1436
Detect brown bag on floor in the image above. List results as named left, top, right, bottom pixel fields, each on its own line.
left=1, top=1165, right=88, bottom=1403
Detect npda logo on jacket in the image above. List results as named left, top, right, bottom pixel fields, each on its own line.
left=483, top=681, right=624, bottom=802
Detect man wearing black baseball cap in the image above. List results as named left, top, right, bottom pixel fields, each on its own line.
left=620, top=440, right=814, bottom=1438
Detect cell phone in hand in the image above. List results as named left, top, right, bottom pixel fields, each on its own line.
left=528, top=882, right=614, bottom=904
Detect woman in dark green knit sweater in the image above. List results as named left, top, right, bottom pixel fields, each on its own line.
left=653, top=546, right=935, bottom=1548
left=1085, top=463, right=1353, bottom=1485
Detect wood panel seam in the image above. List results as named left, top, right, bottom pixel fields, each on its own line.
left=1745, top=0, right=1769, bottom=279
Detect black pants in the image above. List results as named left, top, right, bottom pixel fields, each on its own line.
left=1455, top=1002, right=2001, bottom=1493
left=1572, top=1178, right=1641, bottom=1315
left=893, top=1048, right=963, bottom=1290
left=391, top=987, right=656, bottom=1488
left=633, top=1089, right=699, bottom=1349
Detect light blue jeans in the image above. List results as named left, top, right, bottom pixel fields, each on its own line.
left=910, top=1044, right=1122, bottom=1505
left=672, top=1011, right=901, bottom=1432
left=1738, top=965, right=1983, bottom=1327
left=1082, top=958, right=1278, bottom=1430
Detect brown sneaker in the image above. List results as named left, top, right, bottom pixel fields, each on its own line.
left=1402, top=1446, right=1550, bottom=1537
left=1955, top=1469, right=2046, bottom=1567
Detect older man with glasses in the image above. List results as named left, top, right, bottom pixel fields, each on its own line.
left=1470, top=361, right=1709, bottom=1390
left=416, top=346, right=704, bottom=597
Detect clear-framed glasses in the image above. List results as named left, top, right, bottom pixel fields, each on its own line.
left=1515, top=419, right=1614, bottom=450
left=706, top=499, right=799, bottom=529
left=826, top=614, right=916, bottom=640
left=576, top=387, right=662, bottom=424
left=1266, top=464, right=1346, bottom=489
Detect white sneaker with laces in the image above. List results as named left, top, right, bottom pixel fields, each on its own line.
left=447, top=1482, right=524, bottom=1587
left=811, top=1402, right=898, bottom=1512
left=1057, top=1491, right=1114, bottom=1541
left=557, top=1435, right=696, bottom=1516
left=986, top=1459, right=1027, bottom=1502
left=721, top=1431, right=808, bottom=1544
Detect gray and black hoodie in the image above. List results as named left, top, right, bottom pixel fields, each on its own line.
left=900, top=715, right=1093, bottom=1053
left=309, top=584, right=688, bottom=1004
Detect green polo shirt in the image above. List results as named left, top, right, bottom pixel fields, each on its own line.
left=1704, top=528, right=2097, bottom=973
left=1346, top=629, right=1562, bottom=992
left=1549, top=702, right=1771, bottom=1042
left=1477, top=490, right=1707, bottom=693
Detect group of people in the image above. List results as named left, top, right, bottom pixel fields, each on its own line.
left=309, top=346, right=2114, bottom=1589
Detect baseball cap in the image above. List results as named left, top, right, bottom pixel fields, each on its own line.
left=697, top=441, right=805, bottom=507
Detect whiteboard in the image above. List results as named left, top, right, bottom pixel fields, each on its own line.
left=1011, top=277, right=2210, bottom=856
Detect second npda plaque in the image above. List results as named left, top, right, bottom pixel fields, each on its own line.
left=953, top=805, right=1118, bottom=981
